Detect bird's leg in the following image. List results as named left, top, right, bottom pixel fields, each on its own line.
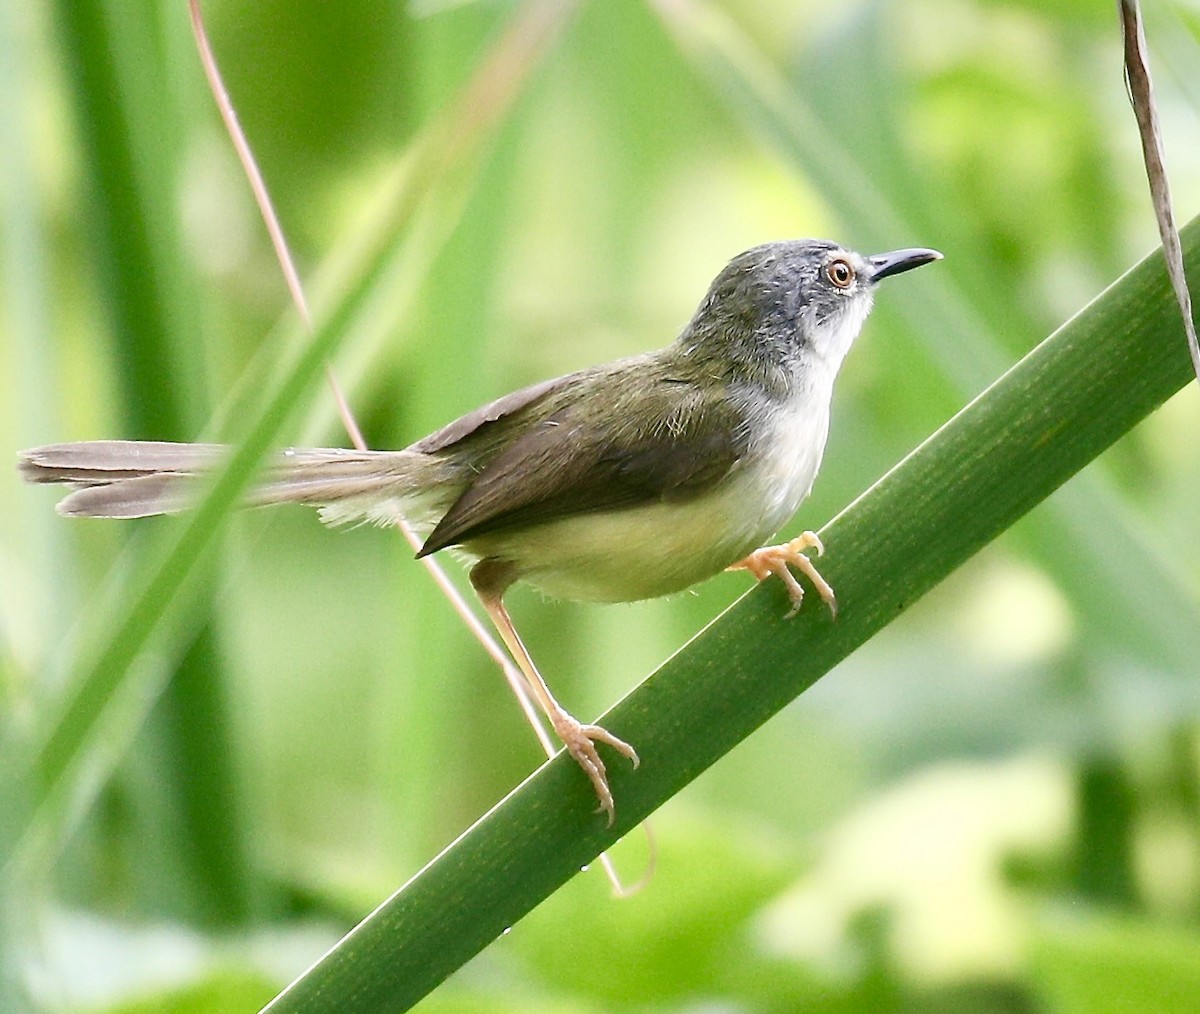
left=727, top=530, right=837, bottom=619
left=470, top=560, right=639, bottom=826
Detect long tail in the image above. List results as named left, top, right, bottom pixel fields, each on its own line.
left=18, top=440, right=436, bottom=523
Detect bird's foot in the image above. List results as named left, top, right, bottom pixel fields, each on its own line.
left=728, top=530, right=837, bottom=618
left=551, top=711, right=639, bottom=827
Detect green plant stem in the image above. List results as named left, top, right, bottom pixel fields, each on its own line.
left=264, top=219, right=1200, bottom=1013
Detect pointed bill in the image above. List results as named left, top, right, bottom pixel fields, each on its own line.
left=868, top=248, right=943, bottom=282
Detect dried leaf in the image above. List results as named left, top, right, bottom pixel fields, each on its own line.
left=1120, top=0, right=1200, bottom=387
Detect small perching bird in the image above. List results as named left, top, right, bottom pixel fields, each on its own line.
left=20, top=238, right=941, bottom=824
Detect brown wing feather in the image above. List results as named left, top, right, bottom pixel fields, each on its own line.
left=410, top=375, right=574, bottom=455
left=418, top=380, right=749, bottom=556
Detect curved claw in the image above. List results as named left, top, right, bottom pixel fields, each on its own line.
left=728, top=530, right=837, bottom=618
left=553, top=717, right=639, bottom=826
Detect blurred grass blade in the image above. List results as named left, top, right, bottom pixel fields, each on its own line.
left=650, top=0, right=1020, bottom=387
left=52, top=0, right=254, bottom=925
left=0, top=1, right=72, bottom=653
left=650, top=0, right=1200, bottom=673
left=188, top=0, right=313, bottom=331
left=1120, top=0, right=1199, bottom=386
left=1, top=0, right=579, bottom=877
left=261, top=221, right=1200, bottom=1014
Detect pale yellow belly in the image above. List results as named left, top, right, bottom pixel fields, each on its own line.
left=473, top=494, right=768, bottom=602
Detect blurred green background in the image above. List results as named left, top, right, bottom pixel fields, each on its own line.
left=3, top=0, right=1200, bottom=1011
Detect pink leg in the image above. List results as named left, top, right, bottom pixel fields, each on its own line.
left=472, top=561, right=638, bottom=826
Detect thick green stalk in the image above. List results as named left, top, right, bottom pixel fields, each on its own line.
left=264, top=220, right=1200, bottom=1013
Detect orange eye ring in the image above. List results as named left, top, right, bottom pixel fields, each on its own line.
left=826, top=258, right=855, bottom=288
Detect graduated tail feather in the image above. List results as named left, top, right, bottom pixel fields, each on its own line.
left=17, top=440, right=445, bottom=526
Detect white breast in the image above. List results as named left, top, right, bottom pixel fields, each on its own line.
left=742, top=391, right=830, bottom=536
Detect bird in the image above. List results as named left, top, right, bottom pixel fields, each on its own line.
left=20, top=238, right=941, bottom=824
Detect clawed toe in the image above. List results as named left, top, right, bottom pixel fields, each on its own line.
left=728, top=530, right=837, bottom=618
left=555, top=717, right=639, bottom=826
left=581, top=724, right=639, bottom=767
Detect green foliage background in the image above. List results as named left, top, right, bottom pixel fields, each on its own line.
left=2, top=0, right=1199, bottom=1011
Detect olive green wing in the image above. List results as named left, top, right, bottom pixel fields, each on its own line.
left=418, top=381, right=749, bottom=556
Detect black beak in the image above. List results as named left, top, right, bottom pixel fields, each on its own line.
left=868, top=247, right=942, bottom=282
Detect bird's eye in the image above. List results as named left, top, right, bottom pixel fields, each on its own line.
left=826, top=258, right=855, bottom=289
